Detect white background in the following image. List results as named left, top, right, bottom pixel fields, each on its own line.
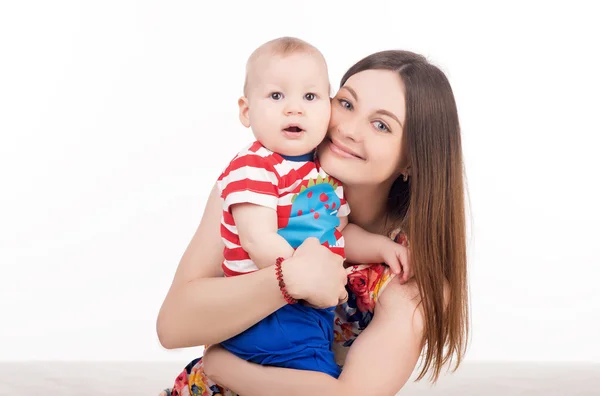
left=1, top=0, right=598, bottom=363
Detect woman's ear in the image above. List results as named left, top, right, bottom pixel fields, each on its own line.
left=401, top=166, right=412, bottom=182
left=238, top=96, right=250, bottom=128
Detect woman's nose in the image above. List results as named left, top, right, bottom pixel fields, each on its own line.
left=338, top=120, right=363, bottom=142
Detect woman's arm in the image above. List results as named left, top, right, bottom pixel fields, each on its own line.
left=204, top=278, right=424, bottom=396
left=156, top=184, right=287, bottom=348
left=156, top=184, right=349, bottom=349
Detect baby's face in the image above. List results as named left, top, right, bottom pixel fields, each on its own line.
left=243, top=53, right=331, bottom=156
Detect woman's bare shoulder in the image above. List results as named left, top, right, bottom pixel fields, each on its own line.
left=377, top=276, right=450, bottom=331
left=377, top=277, right=420, bottom=310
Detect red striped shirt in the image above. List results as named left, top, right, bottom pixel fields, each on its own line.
left=216, top=141, right=349, bottom=276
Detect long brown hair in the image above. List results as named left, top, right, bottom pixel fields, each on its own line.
left=341, top=50, right=469, bottom=382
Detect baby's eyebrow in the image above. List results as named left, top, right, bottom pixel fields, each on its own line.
left=304, top=84, right=328, bottom=91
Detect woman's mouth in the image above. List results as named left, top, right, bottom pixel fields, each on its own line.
left=327, top=138, right=364, bottom=160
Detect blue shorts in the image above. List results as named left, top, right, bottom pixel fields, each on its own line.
left=219, top=303, right=341, bottom=378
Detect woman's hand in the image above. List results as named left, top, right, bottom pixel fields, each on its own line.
left=282, top=237, right=348, bottom=308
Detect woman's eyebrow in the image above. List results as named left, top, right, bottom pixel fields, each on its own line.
left=376, top=109, right=403, bottom=128
left=341, top=86, right=359, bottom=102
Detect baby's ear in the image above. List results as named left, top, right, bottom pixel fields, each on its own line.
left=238, top=96, right=250, bottom=128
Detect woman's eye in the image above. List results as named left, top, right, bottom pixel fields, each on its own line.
left=338, top=99, right=353, bottom=110
left=304, top=93, right=316, bottom=101
left=270, top=92, right=283, bottom=100
left=373, top=121, right=390, bottom=132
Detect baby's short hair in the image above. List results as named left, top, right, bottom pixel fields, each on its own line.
left=243, top=36, right=325, bottom=95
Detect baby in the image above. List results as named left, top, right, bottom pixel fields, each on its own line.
left=216, top=37, right=408, bottom=378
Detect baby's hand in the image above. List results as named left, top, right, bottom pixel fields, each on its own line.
left=377, top=238, right=412, bottom=284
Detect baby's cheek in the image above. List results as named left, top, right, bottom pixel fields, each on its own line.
left=322, top=101, right=332, bottom=119
left=316, top=104, right=332, bottom=133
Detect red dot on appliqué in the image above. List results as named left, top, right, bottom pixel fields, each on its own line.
left=314, top=213, right=320, bottom=219
left=325, top=204, right=329, bottom=209
left=332, top=202, right=336, bottom=209
left=319, top=193, right=328, bottom=202
left=310, top=209, right=314, bottom=213
left=307, top=191, right=313, bottom=198
left=297, top=210, right=302, bottom=216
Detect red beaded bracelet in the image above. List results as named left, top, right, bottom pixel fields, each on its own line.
left=275, top=257, right=298, bottom=304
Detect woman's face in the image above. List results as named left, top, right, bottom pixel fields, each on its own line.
left=318, top=69, right=407, bottom=187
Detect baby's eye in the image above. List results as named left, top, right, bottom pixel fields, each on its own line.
left=270, top=92, right=283, bottom=100
left=338, top=99, right=353, bottom=110
left=304, top=93, right=316, bottom=101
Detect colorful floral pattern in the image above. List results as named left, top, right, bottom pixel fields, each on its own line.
left=161, top=231, right=406, bottom=396
left=347, top=264, right=387, bottom=312
left=162, top=356, right=237, bottom=396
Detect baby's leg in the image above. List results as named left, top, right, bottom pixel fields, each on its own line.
left=220, top=304, right=341, bottom=378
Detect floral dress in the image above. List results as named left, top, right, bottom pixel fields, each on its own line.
left=160, top=231, right=407, bottom=396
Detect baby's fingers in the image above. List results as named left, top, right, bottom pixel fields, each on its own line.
left=384, top=254, right=402, bottom=275
left=395, top=246, right=412, bottom=282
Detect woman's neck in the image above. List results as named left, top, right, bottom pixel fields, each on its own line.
left=344, top=183, right=390, bottom=236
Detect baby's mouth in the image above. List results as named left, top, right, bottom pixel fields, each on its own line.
left=284, top=126, right=304, bottom=133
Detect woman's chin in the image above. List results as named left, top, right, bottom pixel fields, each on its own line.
left=319, top=150, right=350, bottom=183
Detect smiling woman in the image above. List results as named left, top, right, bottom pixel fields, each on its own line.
left=317, top=69, right=409, bottom=190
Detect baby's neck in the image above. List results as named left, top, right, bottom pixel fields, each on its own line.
left=280, top=151, right=315, bottom=162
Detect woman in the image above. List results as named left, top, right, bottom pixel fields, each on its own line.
left=157, top=49, right=469, bottom=395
